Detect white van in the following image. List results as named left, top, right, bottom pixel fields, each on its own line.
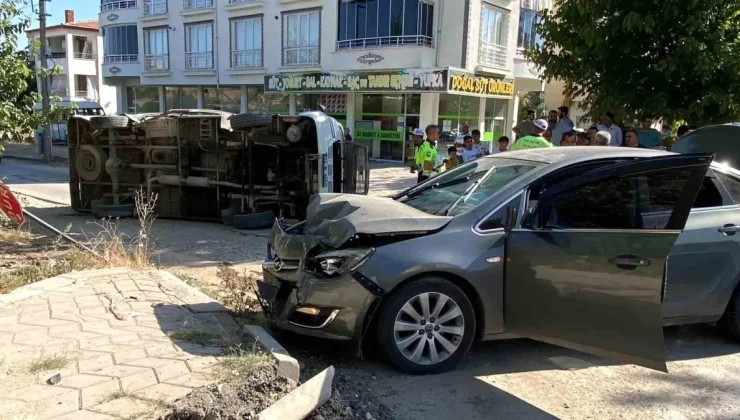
left=34, top=100, right=105, bottom=145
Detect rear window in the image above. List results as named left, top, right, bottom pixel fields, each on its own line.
left=715, top=172, right=740, bottom=204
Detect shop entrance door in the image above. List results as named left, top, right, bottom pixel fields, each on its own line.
left=355, top=94, right=421, bottom=162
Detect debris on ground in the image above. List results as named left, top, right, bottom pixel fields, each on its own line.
left=161, top=365, right=295, bottom=419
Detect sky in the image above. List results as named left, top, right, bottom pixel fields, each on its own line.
left=18, top=0, right=99, bottom=49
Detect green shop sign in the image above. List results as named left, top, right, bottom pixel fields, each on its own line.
left=355, top=129, right=405, bottom=142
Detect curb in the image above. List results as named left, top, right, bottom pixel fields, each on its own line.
left=2, top=155, right=69, bottom=164
left=257, top=366, right=335, bottom=420
left=244, top=324, right=301, bottom=383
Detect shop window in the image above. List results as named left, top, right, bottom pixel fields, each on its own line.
left=485, top=98, right=509, bottom=144
left=125, top=86, right=159, bottom=113
left=438, top=93, right=480, bottom=146
left=165, top=87, right=198, bottom=111
left=337, top=0, right=434, bottom=50
left=247, top=86, right=289, bottom=113
left=204, top=87, right=241, bottom=114
left=297, top=94, right=347, bottom=125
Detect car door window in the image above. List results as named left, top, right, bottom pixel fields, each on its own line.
left=714, top=172, right=740, bottom=204
left=692, top=176, right=725, bottom=208
left=477, top=193, right=522, bottom=232
left=530, top=169, right=694, bottom=230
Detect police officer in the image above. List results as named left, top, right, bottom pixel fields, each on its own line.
left=419, top=124, right=440, bottom=182
left=409, top=128, right=426, bottom=183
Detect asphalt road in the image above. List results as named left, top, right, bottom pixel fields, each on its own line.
left=3, top=158, right=740, bottom=419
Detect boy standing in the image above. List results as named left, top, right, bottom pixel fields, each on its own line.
left=461, top=136, right=479, bottom=163
left=492, top=136, right=509, bottom=154
left=471, top=129, right=487, bottom=157
left=443, top=146, right=460, bottom=170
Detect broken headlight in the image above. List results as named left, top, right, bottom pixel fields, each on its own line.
left=312, top=248, right=375, bottom=277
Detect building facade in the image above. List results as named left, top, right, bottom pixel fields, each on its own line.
left=99, top=0, right=544, bottom=161
left=27, top=11, right=118, bottom=115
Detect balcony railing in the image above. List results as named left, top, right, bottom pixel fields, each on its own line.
left=229, top=0, right=258, bottom=4
left=185, top=51, right=214, bottom=69
left=75, top=90, right=89, bottom=98
left=101, top=0, right=137, bottom=11
left=103, top=54, right=138, bottom=63
left=74, top=52, right=96, bottom=60
left=143, top=0, right=167, bottom=15
left=282, top=46, right=319, bottom=67
left=145, top=54, right=170, bottom=71
left=50, top=88, right=68, bottom=97
left=478, top=41, right=508, bottom=69
left=230, top=50, right=262, bottom=68
left=336, top=35, right=433, bottom=50
left=49, top=52, right=66, bottom=59
left=183, top=0, right=214, bottom=9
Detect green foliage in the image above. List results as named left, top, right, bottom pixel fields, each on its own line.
left=527, top=0, right=740, bottom=125
left=0, top=0, right=64, bottom=143
left=518, top=91, right=547, bottom=120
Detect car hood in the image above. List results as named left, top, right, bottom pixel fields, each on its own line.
left=270, top=194, right=452, bottom=257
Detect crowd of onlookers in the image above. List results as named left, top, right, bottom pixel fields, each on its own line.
left=408, top=107, right=698, bottom=183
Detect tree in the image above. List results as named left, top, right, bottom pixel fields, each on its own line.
left=518, top=91, right=547, bottom=121
left=527, top=0, right=740, bottom=125
left=0, top=0, right=62, bottom=143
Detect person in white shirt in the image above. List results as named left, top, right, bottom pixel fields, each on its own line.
left=471, top=129, right=488, bottom=157
left=455, top=122, right=471, bottom=154
left=491, top=136, right=510, bottom=154
left=551, top=106, right=575, bottom=146
left=460, top=136, right=479, bottom=163
left=597, top=111, right=623, bottom=146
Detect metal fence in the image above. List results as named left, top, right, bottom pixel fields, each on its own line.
left=336, top=35, right=433, bottom=50
left=74, top=52, right=95, bottom=60
left=145, top=54, right=170, bottom=70
left=143, top=0, right=167, bottom=15
left=185, top=51, right=214, bottom=69
left=230, top=50, right=262, bottom=68
left=101, top=0, right=137, bottom=11
left=183, top=0, right=213, bottom=9
left=478, top=42, right=508, bottom=69
left=282, top=46, right=319, bottom=67
left=103, top=54, right=138, bottom=63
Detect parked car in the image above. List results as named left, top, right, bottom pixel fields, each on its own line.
left=257, top=147, right=740, bottom=374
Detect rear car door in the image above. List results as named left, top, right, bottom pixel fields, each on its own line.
left=662, top=169, right=740, bottom=321
left=505, top=154, right=713, bottom=372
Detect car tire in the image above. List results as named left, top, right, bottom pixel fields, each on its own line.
left=719, top=284, right=740, bottom=341
left=376, top=276, right=476, bottom=374
left=89, top=116, right=130, bottom=130
left=229, top=112, right=272, bottom=130
left=231, top=211, right=275, bottom=230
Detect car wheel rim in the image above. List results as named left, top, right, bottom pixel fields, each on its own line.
left=393, top=292, right=465, bottom=365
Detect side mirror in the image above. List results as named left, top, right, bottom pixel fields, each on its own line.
left=504, top=206, right=518, bottom=232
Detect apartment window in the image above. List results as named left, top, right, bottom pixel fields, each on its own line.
left=283, top=9, right=320, bottom=67
left=183, top=0, right=214, bottom=10
left=517, top=7, right=542, bottom=52
left=102, top=25, right=138, bottom=63
left=143, top=0, right=167, bottom=15
left=145, top=27, right=169, bottom=70
left=100, top=0, right=137, bottom=12
left=185, top=22, right=214, bottom=69
left=75, top=75, right=88, bottom=97
left=479, top=5, right=508, bottom=69
left=337, top=0, right=434, bottom=50
left=48, top=77, right=68, bottom=97
left=231, top=16, right=262, bottom=68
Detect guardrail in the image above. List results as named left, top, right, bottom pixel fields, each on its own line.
left=336, top=35, right=432, bottom=50
left=103, top=54, right=138, bottom=63
left=183, top=0, right=214, bottom=9
left=74, top=52, right=96, bottom=60
left=143, top=0, right=167, bottom=15
left=185, top=51, right=214, bottom=69
left=282, top=46, right=319, bottom=67
left=101, top=0, right=137, bottom=11
left=230, top=50, right=262, bottom=68
left=145, top=54, right=170, bottom=70
left=478, top=41, right=508, bottom=69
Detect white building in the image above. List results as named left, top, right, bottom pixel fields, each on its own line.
left=27, top=10, right=118, bottom=115
left=99, top=0, right=544, bottom=161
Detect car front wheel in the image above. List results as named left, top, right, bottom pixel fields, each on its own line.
left=377, top=276, right=476, bottom=374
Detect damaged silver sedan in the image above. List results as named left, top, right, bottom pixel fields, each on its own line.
left=258, top=147, right=740, bottom=374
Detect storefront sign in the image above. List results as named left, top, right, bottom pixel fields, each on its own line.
left=355, top=129, right=405, bottom=142
left=448, top=70, right=515, bottom=98
left=265, top=69, right=448, bottom=93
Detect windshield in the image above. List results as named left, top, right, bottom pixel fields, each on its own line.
left=398, top=157, right=543, bottom=216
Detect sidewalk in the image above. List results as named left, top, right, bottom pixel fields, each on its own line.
left=1, top=142, right=69, bottom=163
left=0, top=268, right=241, bottom=420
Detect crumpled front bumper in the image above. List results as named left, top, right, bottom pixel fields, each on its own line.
left=257, top=263, right=381, bottom=341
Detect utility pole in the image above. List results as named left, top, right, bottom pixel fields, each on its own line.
left=38, top=0, right=52, bottom=162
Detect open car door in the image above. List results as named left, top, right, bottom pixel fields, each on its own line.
left=504, top=154, right=713, bottom=371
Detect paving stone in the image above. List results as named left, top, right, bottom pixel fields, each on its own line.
left=13, top=328, right=50, bottom=343
left=50, top=409, right=118, bottom=419
left=78, top=354, right=114, bottom=373
left=33, top=388, right=79, bottom=420
left=84, top=327, right=136, bottom=337
left=57, top=373, right=114, bottom=389
left=5, top=384, right=74, bottom=402
left=144, top=343, right=181, bottom=358
left=74, top=296, right=103, bottom=304
left=85, top=364, right=148, bottom=378
left=80, top=378, right=121, bottom=408
left=185, top=356, right=219, bottom=373
left=163, top=372, right=217, bottom=388
left=120, top=369, right=158, bottom=392
left=134, top=383, right=192, bottom=402
left=80, top=307, right=109, bottom=317
left=89, top=396, right=159, bottom=417
left=125, top=358, right=190, bottom=381
left=173, top=342, right=224, bottom=356
left=79, top=337, right=112, bottom=349
left=112, top=348, right=148, bottom=364
left=20, top=318, right=77, bottom=328
left=0, top=314, right=18, bottom=325
left=80, top=321, right=112, bottom=331
left=47, top=324, right=82, bottom=336
left=113, top=281, right=140, bottom=292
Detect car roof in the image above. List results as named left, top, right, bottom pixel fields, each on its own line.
left=487, top=146, right=673, bottom=165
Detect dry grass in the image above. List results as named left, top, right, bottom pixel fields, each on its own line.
left=0, top=189, right=159, bottom=294
left=217, top=266, right=267, bottom=327
left=27, top=354, right=70, bottom=375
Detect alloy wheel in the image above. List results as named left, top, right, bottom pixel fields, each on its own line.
left=393, top=292, right=465, bottom=365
